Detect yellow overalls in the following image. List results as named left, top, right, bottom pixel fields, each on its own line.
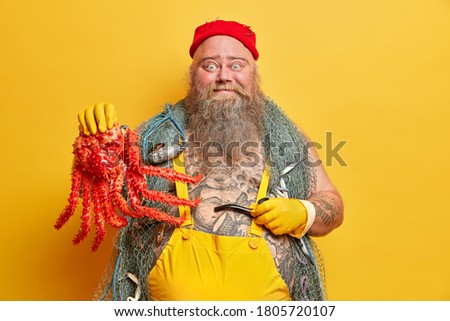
left=148, top=154, right=290, bottom=300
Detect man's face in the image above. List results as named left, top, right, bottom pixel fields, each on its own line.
left=190, top=35, right=257, bottom=99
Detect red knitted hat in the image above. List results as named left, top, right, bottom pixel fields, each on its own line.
left=189, top=20, right=259, bottom=60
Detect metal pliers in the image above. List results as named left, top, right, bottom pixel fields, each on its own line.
left=213, top=197, right=269, bottom=215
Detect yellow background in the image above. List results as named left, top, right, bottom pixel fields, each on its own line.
left=1, top=0, right=449, bottom=300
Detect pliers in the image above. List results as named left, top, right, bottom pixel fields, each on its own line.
left=214, top=197, right=314, bottom=264
left=213, top=197, right=269, bottom=215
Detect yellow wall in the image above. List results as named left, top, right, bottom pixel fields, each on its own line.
left=1, top=0, right=449, bottom=300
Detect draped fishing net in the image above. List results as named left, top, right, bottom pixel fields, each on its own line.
left=93, top=99, right=327, bottom=301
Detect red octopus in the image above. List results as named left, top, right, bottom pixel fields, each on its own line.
left=54, top=125, right=200, bottom=251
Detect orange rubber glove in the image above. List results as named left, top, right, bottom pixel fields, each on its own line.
left=78, top=102, right=117, bottom=135
left=251, top=198, right=316, bottom=238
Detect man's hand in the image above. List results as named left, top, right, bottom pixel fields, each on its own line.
left=251, top=198, right=313, bottom=237
left=78, top=102, right=117, bottom=135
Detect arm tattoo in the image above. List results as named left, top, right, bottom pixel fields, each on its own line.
left=309, top=193, right=340, bottom=226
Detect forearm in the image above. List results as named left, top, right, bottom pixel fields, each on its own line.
left=306, top=191, right=343, bottom=236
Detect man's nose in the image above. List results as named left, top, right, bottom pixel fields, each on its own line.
left=217, top=67, right=233, bottom=83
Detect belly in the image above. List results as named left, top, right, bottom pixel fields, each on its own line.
left=148, top=228, right=291, bottom=300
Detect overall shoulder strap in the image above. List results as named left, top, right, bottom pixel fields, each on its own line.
left=172, top=153, right=193, bottom=227
left=248, top=167, right=270, bottom=238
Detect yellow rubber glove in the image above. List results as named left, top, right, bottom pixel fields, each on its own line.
left=251, top=198, right=309, bottom=236
left=78, top=102, right=117, bottom=135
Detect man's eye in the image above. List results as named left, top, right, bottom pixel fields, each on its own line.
left=231, top=63, right=241, bottom=70
left=206, top=64, right=217, bottom=71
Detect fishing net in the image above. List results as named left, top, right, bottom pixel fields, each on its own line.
left=93, top=99, right=327, bottom=301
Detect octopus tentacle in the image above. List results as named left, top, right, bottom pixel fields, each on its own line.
left=127, top=169, right=198, bottom=207
left=133, top=204, right=184, bottom=226
left=140, top=188, right=199, bottom=208
left=138, top=165, right=202, bottom=184
left=54, top=165, right=82, bottom=230
left=124, top=170, right=144, bottom=212
left=111, top=170, right=141, bottom=219
left=126, top=170, right=186, bottom=225
left=97, top=179, right=127, bottom=228
left=91, top=182, right=106, bottom=251
left=72, top=174, right=92, bottom=245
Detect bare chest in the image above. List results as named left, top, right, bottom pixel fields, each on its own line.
left=186, top=163, right=262, bottom=235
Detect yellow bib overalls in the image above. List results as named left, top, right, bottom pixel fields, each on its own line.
left=148, top=154, right=290, bottom=300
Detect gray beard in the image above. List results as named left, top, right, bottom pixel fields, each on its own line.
left=184, top=83, right=266, bottom=172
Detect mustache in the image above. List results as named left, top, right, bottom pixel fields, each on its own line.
left=207, top=83, right=250, bottom=98
left=213, top=84, right=239, bottom=91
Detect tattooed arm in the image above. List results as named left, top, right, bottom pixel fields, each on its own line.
left=306, top=143, right=344, bottom=236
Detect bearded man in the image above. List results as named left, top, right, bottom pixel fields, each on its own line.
left=79, top=20, right=343, bottom=301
